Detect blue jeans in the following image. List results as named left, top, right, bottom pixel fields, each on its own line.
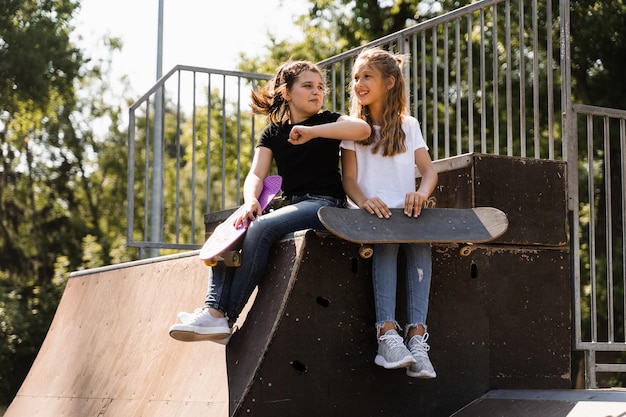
left=372, top=242, right=432, bottom=333
left=204, top=194, right=345, bottom=322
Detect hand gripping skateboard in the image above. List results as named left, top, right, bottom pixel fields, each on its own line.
left=199, top=175, right=282, bottom=267
left=317, top=206, right=508, bottom=258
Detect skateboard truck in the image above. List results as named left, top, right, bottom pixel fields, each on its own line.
left=358, top=243, right=474, bottom=259
left=203, top=250, right=242, bottom=267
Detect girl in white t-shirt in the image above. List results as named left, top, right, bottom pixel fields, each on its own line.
left=341, top=47, right=439, bottom=378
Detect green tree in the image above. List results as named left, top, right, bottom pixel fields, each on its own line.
left=1, top=0, right=84, bottom=402
left=0, top=0, right=137, bottom=402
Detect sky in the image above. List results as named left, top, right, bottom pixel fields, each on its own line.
left=72, top=0, right=309, bottom=98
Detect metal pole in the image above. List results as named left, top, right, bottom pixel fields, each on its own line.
left=150, top=0, right=164, bottom=257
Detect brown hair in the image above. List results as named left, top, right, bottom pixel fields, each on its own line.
left=349, top=47, right=409, bottom=156
left=250, top=60, right=325, bottom=125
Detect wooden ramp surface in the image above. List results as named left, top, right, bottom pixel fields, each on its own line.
left=4, top=252, right=231, bottom=417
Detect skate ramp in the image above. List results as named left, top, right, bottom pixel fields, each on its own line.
left=4, top=251, right=231, bottom=417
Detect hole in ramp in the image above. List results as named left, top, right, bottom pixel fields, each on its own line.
left=316, top=296, right=330, bottom=307
left=291, top=360, right=307, bottom=374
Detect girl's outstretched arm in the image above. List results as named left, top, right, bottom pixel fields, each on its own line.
left=289, top=115, right=371, bottom=144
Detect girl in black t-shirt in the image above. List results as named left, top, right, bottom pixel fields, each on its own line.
left=169, top=60, right=370, bottom=343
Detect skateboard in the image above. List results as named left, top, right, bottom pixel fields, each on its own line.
left=317, top=206, right=508, bottom=258
left=199, top=175, right=282, bottom=267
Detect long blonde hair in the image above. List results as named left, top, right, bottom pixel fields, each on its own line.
left=350, top=47, right=409, bottom=156
left=250, top=60, right=324, bottom=125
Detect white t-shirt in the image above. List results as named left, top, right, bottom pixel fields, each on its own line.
left=341, top=115, right=428, bottom=208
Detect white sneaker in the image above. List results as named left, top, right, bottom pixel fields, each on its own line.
left=177, top=311, right=193, bottom=322
left=374, top=329, right=416, bottom=369
left=406, top=333, right=437, bottom=378
left=169, top=308, right=231, bottom=343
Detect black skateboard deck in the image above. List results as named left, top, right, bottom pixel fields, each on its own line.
left=318, top=207, right=508, bottom=257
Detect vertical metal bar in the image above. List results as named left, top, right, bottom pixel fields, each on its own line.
left=150, top=86, right=164, bottom=257
left=236, top=76, right=242, bottom=204
left=331, top=65, right=337, bottom=112
left=546, top=0, right=555, bottom=159
left=444, top=22, right=450, bottom=158
left=175, top=71, right=182, bottom=243
left=340, top=62, right=346, bottom=114
left=412, top=34, right=419, bottom=118
left=467, top=14, right=474, bottom=153
left=570, top=107, right=583, bottom=353
left=127, top=105, right=137, bottom=247
left=480, top=10, right=487, bottom=153
left=206, top=74, right=212, bottom=213
left=455, top=18, right=462, bottom=155
left=492, top=4, right=500, bottom=155
left=587, top=115, right=597, bottom=346
left=532, top=0, right=540, bottom=158
left=560, top=0, right=572, bottom=161
left=558, top=0, right=584, bottom=382
left=518, top=0, right=527, bottom=158
left=400, top=36, right=410, bottom=109
left=505, top=0, right=513, bottom=156
left=604, top=116, right=614, bottom=343
left=421, top=31, right=428, bottom=143
left=221, top=75, right=227, bottom=210
left=144, top=98, right=151, bottom=253
left=150, top=0, right=164, bottom=258
left=586, top=350, right=597, bottom=388
left=190, top=71, right=197, bottom=244
left=432, top=26, right=439, bottom=159
left=250, top=79, right=258, bottom=162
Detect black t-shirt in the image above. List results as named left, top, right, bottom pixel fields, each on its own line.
left=257, top=111, right=345, bottom=199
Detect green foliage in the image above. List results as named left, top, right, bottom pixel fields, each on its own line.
left=0, top=0, right=137, bottom=404
left=0, top=278, right=63, bottom=404
left=570, top=0, right=626, bottom=108
left=238, top=0, right=422, bottom=74
left=0, top=0, right=83, bottom=116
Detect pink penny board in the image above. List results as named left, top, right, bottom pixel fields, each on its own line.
left=199, top=175, right=282, bottom=264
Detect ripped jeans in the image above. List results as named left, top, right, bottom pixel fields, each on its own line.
left=204, top=194, right=345, bottom=322
left=372, top=242, right=432, bottom=334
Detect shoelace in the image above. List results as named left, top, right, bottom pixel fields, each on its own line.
left=408, top=332, right=431, bottom=357
left=379, top=332, right=405, bottom=349
left=186, top=307, right=209, bottom=324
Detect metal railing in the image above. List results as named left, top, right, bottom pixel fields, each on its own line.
left=569, top=104, right=626, bottom=388
left=318, top=0, right=566, bottom=162
left=126, top=0, right=626, bottom=387
left=127, top=65, right=271, bottom=257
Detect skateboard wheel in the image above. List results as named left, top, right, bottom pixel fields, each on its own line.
left=224, top=251, right=242, bottom=267
left=203, top=258, right=218, bottom=267
left=359, top=245, right=374, bottom=259
left=460, top=245, right=473, bottom=256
